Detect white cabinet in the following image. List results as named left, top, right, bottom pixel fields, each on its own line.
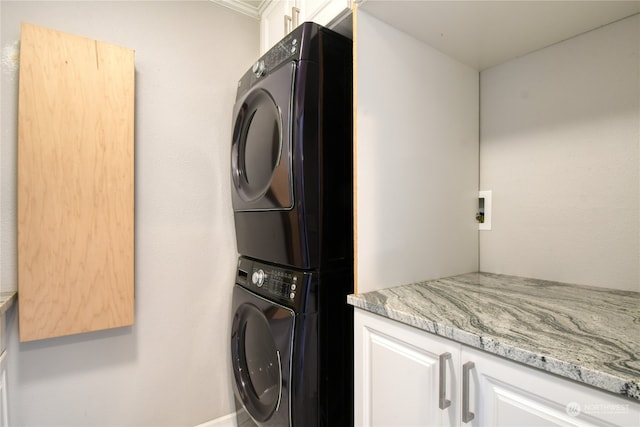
left=260, top=0, right=301, bottom=54
left=260, top=0, right=352, bottom=54
left=303, top=0, right=351, bottom=27
left=0, top=352, right=6, bottom=427
left=463, top=347, right=640, bottom=427
left=0, top=293, right=15, bottom=427
left=355, top=310, right=640, bottom=427
left=354, top=309, right=460, bottom=426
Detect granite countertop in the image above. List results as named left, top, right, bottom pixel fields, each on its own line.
left=347, top=272, right=640, bottom=401
left=0, top=291, right=17, bottom=313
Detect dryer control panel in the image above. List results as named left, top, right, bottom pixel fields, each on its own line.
left=235, top=257, right=314, bottom=310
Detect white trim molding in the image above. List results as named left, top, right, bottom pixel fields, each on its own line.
left=212, top=0, right=267, bottom=19
left=194, top=412, right=238, bottom=427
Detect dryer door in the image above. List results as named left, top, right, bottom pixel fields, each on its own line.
left=231, top=62, right=295, bottom=211
left=231, top=286, right=294, bottom=425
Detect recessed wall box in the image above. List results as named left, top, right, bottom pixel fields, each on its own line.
left=479, top=190, right=492, bottom=230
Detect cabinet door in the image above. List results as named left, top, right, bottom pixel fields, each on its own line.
left=304, top=0, right=351, bottom=27
left=354, top=310, right=459, bottom=427
left=260, top=0, right=300, bottom=54
left=18, top=23, right=135, bottom=342
left=462, top=346, right=640, bottom=427
left=0, top=352, right=7, bottom=427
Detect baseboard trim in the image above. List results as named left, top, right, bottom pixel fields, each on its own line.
left=194, top=412, right=237, bottom=427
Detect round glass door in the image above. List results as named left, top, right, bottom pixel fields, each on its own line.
left=231, top=303, right=282, bottom=422
left=232, top=89, right=282, bottom=203
left=231, top=61, right=295, bottom=211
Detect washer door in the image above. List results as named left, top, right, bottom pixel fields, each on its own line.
left=231, top=62, right=295, bottom=211
left=231, top=287, right=294, bottom=424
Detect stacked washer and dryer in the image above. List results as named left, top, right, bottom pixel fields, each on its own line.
left=229, top=23, right=353, bottom=427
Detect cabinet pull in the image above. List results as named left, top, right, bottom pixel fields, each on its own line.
left=438, top=352, right=452, bottom=409
left=462, top=361, right=475, bottom=423
left=292, top=7, right=300, bottom=28
left=284, top=14, right=292, bottom=34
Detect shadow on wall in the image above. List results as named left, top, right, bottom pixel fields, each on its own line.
left=7, top=304, right=137, bottom=384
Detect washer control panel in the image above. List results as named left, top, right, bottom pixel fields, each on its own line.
left=236, top=257, right=302, bottom=303
left=251, top=267, right=299, bottom=301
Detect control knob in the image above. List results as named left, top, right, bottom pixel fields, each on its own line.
left=252, top=60, right=266, bottom=77
left=252, top=269, right=265, bottom=287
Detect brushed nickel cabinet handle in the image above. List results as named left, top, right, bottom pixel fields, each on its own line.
left=439, top=352, right=452, bottom=409
left=292, top=7, right=300, bottom=28
left=284, top=14, right=292, bottom=34
left=462, top=361, right=475, bottom=423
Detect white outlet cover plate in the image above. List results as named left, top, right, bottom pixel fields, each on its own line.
left=479, top=190, right=492, bottom=231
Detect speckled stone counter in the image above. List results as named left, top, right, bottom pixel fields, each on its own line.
left=0, top=291, right=17, bottom=313
left=0, top=291, right=16, bottom=353
left=347, top=273, right=640, bottom=401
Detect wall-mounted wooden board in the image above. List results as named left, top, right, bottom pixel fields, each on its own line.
left=18, top=23, right=135, bottom=342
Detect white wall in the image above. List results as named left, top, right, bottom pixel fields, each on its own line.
left=355, top=11, right=479, bottom=293
left=1, top=1, right=258, bottom=425
left=479, top=14, right=639, bottom=291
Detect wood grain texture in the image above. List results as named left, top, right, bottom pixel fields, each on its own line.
left=352, top=5, right=358, bottom=294
left=18, top=23, right=135, bottom=342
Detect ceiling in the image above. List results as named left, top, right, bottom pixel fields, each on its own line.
left=358, top=0, right=640, bottom=70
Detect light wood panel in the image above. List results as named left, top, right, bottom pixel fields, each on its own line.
left=18, top=23, right=135, bottom=342
left=352, top=4, right=358, bottom=294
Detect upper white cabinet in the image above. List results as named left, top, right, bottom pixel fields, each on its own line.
left=260, top=0, right=301, bottom=54
left=260, top=0, right=352, bottom=53
left=303, top=0, right=351, bottom=28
